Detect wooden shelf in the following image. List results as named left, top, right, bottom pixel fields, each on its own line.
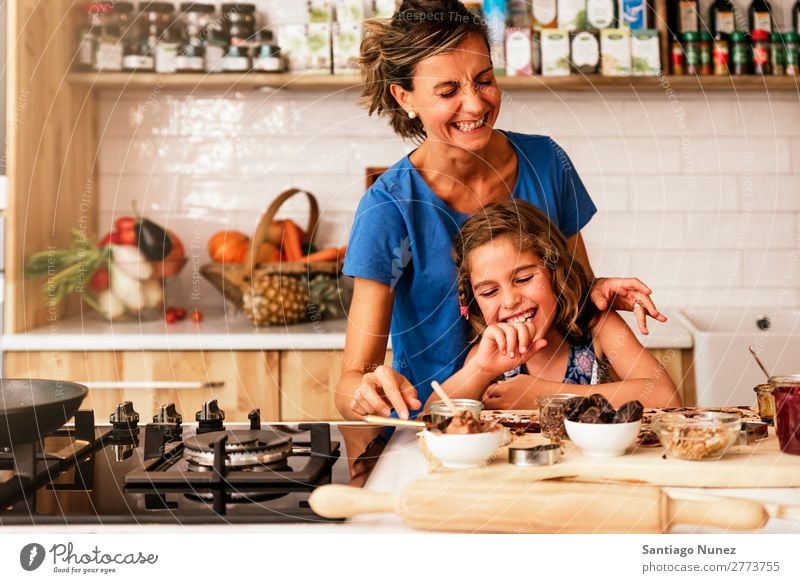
left=68, top=71, right=800, bottom=92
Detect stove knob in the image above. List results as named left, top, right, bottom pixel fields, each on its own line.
left=154, top=403, right=183, bottom=425
left=196, top=399, right=225, bottom=422
left=110, top=401, right=140, bottom=427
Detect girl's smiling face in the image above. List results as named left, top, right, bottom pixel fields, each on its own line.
left=390, top=34, right=500, bottom=152
left=469, top=236, right=559, bottom=339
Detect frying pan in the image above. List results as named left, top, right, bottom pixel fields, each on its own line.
left=0, top=379, right=88, bottom=446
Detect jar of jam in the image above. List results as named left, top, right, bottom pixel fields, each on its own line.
left=768, top=375, right=800, bottom=455
left=253, top=29, right=284, bottom=73
left=698, top=31, right=713, bottom=75
left=770, top=31, right=785, bottom=75
left=729, top=31, right=750, bottom=75
left=785, top=32, right=800, bottom=76
left=754, top=383, right=774, bottom=425
left=751, top=29, right=771, bottom=75
left=712, top=33, right=729, bottom=75
left=682, top=31, right=701, bottom=75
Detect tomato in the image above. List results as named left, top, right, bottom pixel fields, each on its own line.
left=165, top=307, right=177, bottom=324
left=117, top=229, right=138, bottom=246
left=115, top=216, right=136, bottom=233
left=191, top=309, right=203, bottom=323
left=88, top=268, right=110, bottom=292
left=175, top=307, right=187, bottom=321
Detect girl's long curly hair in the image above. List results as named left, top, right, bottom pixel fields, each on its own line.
left=359, top=0, right=489, bottom=142
left=454, top=199, right=599, bottom=343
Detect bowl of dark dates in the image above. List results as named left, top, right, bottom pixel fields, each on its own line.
left=563, top=394, right=645, bottom=458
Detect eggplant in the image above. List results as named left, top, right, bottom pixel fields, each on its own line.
left=137, top=218, right=173, bottom=261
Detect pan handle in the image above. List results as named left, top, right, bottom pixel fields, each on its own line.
left=80, top=381, right=225, bottom=390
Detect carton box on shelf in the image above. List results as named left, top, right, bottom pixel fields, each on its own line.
left=335, top=0, right=366, bottom=22
left=541, top=29, right=571, bottom=76
left=333, top=21, right=362, bottom=74
left=631, top=29, right=661, bottom=76
left=278, top=24, right=332, bottom=74
left=571, top=30, right=601, bottom=74
left=505, top=27, right=533, bottom=76
left=308, top=0, right=333, bottom=23
left=557, top=0, right=587, bottom=31
left=601, top=28, right=632, bottom=76
left=619, top=0, right=647, bottom=30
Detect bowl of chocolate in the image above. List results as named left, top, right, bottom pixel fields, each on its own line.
left=422, top=410, right=509, bottom=469
left=563, top=394, right=644, bottom=458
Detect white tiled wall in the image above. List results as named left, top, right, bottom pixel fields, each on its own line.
left=95, top=0, right=800, bottom=310
left=97, top=88, right=800, bottom=310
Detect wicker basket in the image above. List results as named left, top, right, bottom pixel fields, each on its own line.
left=201, top=188, right=344, bottom=325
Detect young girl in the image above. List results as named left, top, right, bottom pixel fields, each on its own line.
left=430, top=200, right=681, bottom=410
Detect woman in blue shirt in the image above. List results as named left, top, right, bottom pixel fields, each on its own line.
left=337, top=1, right=665, bottom=443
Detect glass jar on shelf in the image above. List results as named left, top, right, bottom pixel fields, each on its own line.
left=222, top=43, right=251, bottom=72
left=76, top=3, right=105, bottom=71
left=253, top=29, right=284, bottom=73
left=138, top=2, right=178, bottom=73
left=222, top=3, right=257, bottom=46
left=204, top=23, right=229, bottom=73
left=751, top=29, right=771, bottom=75
left=176, top=2, right=215, bottom=72
left=697, top=31, right=713, bottom=75
left=785, top=32, right=799, bottom=76
left=682, top=31, right=701, bottom=75
left=95, top=2, right=134, bottom=71
left=729, top=31, right=750, bottom=75
left=770, top=31, right=785, bottom=76
left=712, top=33, right=729, bottom=75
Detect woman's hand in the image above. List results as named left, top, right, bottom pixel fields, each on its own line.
left=349, top=365, right=421, bottom=420
left=590, top=277, right=667, bottom=335
left=471, top=322, right=547, bottom=378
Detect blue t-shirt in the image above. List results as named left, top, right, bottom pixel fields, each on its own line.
left=343, top=132, right=596, bottom=409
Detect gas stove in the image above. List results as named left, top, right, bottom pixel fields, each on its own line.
left=0, top=399, right=350, bottom=525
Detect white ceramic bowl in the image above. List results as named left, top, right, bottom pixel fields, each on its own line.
left=564, top=419, right=642, bottom=458
left=422, top=429, right=508, bottom=469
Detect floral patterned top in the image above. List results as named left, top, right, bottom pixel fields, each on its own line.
left=498, top=338, right=606, bottom=385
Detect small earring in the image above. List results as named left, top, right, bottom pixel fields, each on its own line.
left=408, top=111, right=417, bottom=119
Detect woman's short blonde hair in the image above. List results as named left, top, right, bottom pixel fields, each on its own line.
left=360, top=0, right=489, bottom=141
left=454, top=199, right=598, bottom=342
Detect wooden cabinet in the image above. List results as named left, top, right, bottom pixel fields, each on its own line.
left=279, top=350, right=393, bottom=421
left=3, top=350, right=281, bottom=421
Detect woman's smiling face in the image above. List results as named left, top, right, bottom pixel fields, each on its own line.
left=469, top=235, right=559, bottom=338
left=391, top=34, right=501, bottom=152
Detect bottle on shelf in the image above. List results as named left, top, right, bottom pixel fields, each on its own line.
left=794, top=0, right=800, bottom=33
left=709, top=0, right=737, bottom=37
left=672, top=0, right=700, bottom=35
left=749, top=0, right=773, bottom=34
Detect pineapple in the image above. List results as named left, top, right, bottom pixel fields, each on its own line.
left=242, top=273, right=352, bottom=326
left=243, top=274, right=310, bottom=326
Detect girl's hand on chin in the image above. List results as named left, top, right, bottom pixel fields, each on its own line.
left=473, top=322, right=547, bottom=377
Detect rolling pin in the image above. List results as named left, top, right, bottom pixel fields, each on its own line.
left=309, top=479, right=770, bottom=533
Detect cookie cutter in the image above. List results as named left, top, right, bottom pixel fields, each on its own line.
left=508, top=444, right=562, bottom=466
left=737, top=421, right=769, bottom=445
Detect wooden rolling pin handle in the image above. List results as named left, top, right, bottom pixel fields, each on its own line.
left=667, top=497, right=769, bottom=531
left=309, top=485, right=398, bottom=519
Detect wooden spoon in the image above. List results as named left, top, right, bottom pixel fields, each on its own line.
left=430, top=381, right=460, bottom=414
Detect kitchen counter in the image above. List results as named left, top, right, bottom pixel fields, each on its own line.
left=0, top=309, right=692, bottom=351
left=1, top=426, right=798, bottom=535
